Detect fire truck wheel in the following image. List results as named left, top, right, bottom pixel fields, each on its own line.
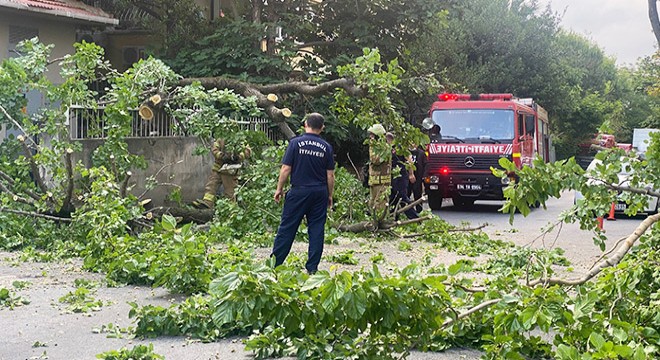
left=452, top=196, right=474, bottom=209
left=428, top=192, right=443, bottom=210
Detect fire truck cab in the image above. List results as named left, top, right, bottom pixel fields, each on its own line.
left=423, top=93, right=550, bottom=210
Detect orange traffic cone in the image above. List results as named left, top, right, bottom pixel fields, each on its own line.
left=597, top=216, right=604, bottom=230
left=607, top=202, right=616, bottom=221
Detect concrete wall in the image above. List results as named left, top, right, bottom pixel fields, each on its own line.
left=75, top=137, right=213, bottom=207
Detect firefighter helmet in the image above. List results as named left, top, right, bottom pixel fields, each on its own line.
left=367, top=123, right=386, bottom=136
left=422, top=117, right=435, bottom=130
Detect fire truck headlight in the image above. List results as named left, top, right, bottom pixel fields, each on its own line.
left=429, top=176, right=440, bottom=183
left=501, top=176, right=511, bottom=185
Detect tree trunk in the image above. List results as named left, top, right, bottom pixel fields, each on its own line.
left=649, top=0, right=660, bottom=47
left=227, top=0, right=240, bottom=19
left=150, top=206, right=214, bottom=224
left=251, top=0, right=261, bottom=23
left=336, top=221, right=379, bottom=233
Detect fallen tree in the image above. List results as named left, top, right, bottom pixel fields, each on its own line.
left=6, top=17, right=660, bottom=360
left=336, top=196, right=432, bottom=233
left=177, top=77, right=364, bottom=140
left=0, top=40, right=430, bottom=233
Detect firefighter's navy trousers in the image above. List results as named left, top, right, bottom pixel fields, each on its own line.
left=272, top=185, right=328, bottom=273
left=391, top=176, right=419, bottom=220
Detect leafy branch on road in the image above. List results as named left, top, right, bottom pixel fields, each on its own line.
left=530, top=212, right=660, bottom=286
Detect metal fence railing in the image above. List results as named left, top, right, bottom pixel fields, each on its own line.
left=68, top=105, right=183, bottom=139
left=236, top=116, right=286, bottom=143
left=68, top=106, right=283, bottom=142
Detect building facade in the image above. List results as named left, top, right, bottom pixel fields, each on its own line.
left=0, top=0, right=117, bottom=139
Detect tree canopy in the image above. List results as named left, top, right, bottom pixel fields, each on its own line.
left=83, top=0, right=659, bottom=160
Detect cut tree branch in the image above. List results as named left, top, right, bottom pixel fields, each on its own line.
left=394, top=195, right=426, bottom=215
left=137, top=160, right=183, bottom=199
left=336, top=214, right=433, bottom=233
left=0, top=181, right=33, bottom=205
left=428, top=208, right=660, bottom=337
left=0, top=207, right=72, bottom=222
left=587, top=178, right=660, bottom=198
left=109, top=155, right=120, bottom=181
left=61, top=149, right=75, bottom=214
left=178, top=77, right=363, bottom=139
left=441, top=298, right=502, bottom=329
left=120, top=171, right=132, bottom=198
left=530, top=212, right=660, bottom=286
left=0, top=170, right=40, bottom=201
left=150, top=206, right=213, bottom=224
left=402, top=223, right=487, bottom=238
left=389, top=215, right=433, bottom=228
left=346, top=152, right=363, bottom=183
left=255, top=78, right=363, bottom=97
left=336, top=220, right=378, bottom=233
left=582, top=150, right=660, bottom=197
left=19, top=139, right=48, bottom=194
left=0, top=104, right=38, bottom=148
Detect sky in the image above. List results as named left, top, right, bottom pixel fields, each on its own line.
left=540, top=0, right=657, bottom=66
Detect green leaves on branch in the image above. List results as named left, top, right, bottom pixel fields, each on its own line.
left=96, top=344, right=163, bottom=360
left=167, top=19, right=297, bottom=84
left=333, top=48, right=428, bottom=159
left=496, top=156, right=585, bottom=220
left=0, top=287, right=30, bottom=309
left=132, top=263, right=455, bottom=359
left=169, top=85, right=262, bottom=142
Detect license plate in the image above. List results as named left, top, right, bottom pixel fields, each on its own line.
left=614, top=203, right=626, bottom=211
left=457, top=184, right=481, bottom=190
left=430, top=185, right=438, bottom=190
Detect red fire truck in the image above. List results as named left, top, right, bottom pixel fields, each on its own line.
left=423, top=93, right=550, bottom=210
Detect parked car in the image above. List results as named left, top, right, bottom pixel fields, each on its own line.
left=574, top=158, right=659, bottom=215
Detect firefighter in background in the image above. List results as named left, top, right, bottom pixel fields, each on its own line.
left=193, top=138, right=251, bottom=209
left=367, top=123, right=391, bottom=218
left=419, top=117, right=440, bottom=210
left=422, top=117, right=442, bottom=142
left=408, top=144, right=426, bottom=213
left=387, top=132, right=419, bottom=220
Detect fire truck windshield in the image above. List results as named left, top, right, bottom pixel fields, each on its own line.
left=431, top=109, right=514, bottom=142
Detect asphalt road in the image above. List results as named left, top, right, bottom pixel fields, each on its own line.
left=0, top=191, right=644, bottom=360
left=434, top=192, right=641, bottom=275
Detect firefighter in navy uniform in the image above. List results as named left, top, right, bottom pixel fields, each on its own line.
left=271, top=113, right=335, bottom=275
left=386, top=132, right=419, bottom=220
left=408, top=144, right=427, bottom=213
